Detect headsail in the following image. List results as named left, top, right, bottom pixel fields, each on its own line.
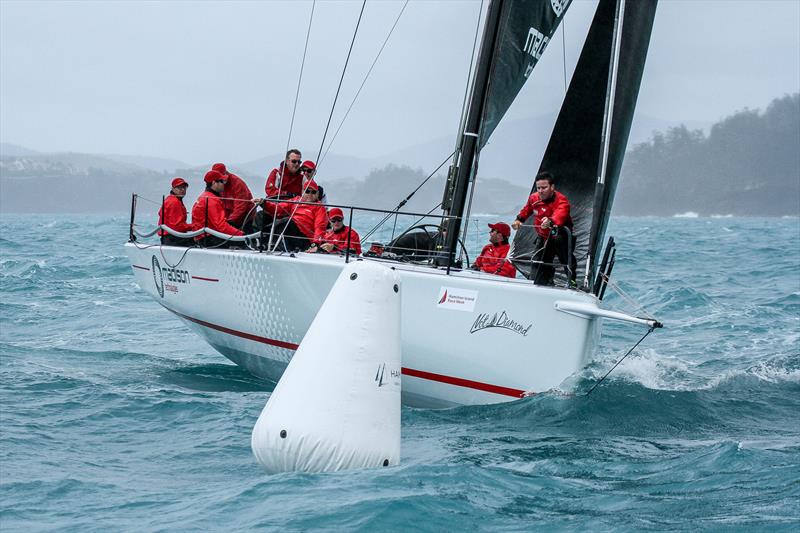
left=479, top=0, right=573, bottom=146
left=512, top=0, right=657, bottom=285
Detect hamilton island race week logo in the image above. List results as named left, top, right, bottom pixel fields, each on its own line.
left=152, top=255, right=164, bottom=298
left=375, top=363, right=401, bottom=388
left=470, top=311, right=532, bottom=336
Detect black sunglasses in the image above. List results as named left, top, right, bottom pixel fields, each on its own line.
left=214, top=179, right=227, bottom=184
left=330, top=217, right=343, bottom=223
left=288, top=159, right=302, bottom=164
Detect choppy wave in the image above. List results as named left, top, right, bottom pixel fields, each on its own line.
left=1, top=214, right=799, bottom=530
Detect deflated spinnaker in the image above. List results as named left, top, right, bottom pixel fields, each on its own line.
left=251, top=261, right=402, bottom=473
left=512, top=0, right=658, bottom=285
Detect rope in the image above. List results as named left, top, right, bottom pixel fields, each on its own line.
left=314, top=0, right=367, bottom=165
left=285, top=0, right=315, bottom=154
left=319, top=0, right=409, bottom=167
left=361, top=150, right=454, bottom=242
left=585, top=326, right=655, bottom=395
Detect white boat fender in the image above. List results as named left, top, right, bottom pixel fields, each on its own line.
left=251, top=261, right=402, bottom=473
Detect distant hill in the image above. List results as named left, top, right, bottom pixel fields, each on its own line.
left=615, top=93, right=800, bottom=216
left=2, top=97, right=794, bottom=216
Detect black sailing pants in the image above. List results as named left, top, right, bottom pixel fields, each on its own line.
left=533, top=229, right=577, bottom=286
left=263, top=217, right=311, bottom=252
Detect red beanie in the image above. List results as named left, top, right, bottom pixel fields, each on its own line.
left=212, top=163, right=228, bottom=175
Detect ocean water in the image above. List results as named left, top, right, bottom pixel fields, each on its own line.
left=1, top=214, right=798, bottom=531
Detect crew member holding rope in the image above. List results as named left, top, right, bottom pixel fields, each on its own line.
left=191, top=170, right=244, bottom=247
left=512, top=171, right=576, bottom=286
left=158, top=177, right=193, bottom=246
left=212, top=163, right=255, bottom=231
left=471, top=222, right=516, bottom=278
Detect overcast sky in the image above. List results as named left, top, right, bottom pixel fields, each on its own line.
left=1, top=0, right=798, bottom=165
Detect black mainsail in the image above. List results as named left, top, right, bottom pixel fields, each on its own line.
left=511, top=0, right=658, bottom=286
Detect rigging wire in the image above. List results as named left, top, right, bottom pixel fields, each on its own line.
left=452, top=0, right=485, bottom=160
left=285, top=1, right=316, bottom=156
left=268, top=1, right=316, bottom=250
left=315, top=0, right=367, bottom=165
left=361, top=149, right=455, bottom=242
left=318, top=0, right=409, bottom=167
left=585, top=326, right=655, bottom=395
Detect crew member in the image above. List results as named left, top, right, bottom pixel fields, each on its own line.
left=471, top=222, right=516, bottom=278
left=255, top=179, right=327, bottom=252
left=191, top=170, right=244, bottom=247
left=308, top=207, right=362, bottom=255
left=158, top=177, right=193, bottom=246
left=265, top=149, right=304, bottom=199
left=511, top=171, right=576, bottom=285
left=212, top=162, right=255, bottom=230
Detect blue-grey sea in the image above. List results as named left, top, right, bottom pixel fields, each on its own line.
left=1, top=214, right=799, bottom=531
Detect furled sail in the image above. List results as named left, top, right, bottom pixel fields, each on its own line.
left=479, top=0, right=573, bottom=147
left=511, top=0, right=657, bottom=286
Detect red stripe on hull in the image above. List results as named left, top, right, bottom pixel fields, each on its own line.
left=191, top=276, right=219, bottom=282
left=132, top=265, right=150, bottom=271
left=160, top=306, right=525, bottom=398
left=401, top=367, right=526, bottom=398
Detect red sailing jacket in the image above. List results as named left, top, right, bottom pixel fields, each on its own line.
left=265, top=197, right=328, bottom=241
left=265, top=163, right=304, bottom=198
left=221, top=173, right=254, bottom=227
left=320, top=226, right=362, bottom=254
left=475, top=243, right=516, bottom=278
left=157, top=194, right=191, bottom=236
left=191, top=190, right=244, bottom=240
left=516, top=191, right=573, bottom=238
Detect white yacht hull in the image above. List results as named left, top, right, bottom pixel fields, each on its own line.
left=125, top=243, right=601, bottom=408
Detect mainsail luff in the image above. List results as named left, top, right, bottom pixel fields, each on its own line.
left=444, top=0, right=573, bottom=266
left=443, top=0, right=505, bottom=267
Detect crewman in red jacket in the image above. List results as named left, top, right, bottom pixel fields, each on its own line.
left=191, top=170, right=244, bottom=247
left=472, top=222, right=516, bottom=278
left=212, top=163, right=255, bottom=231
left=158, top=177, right=193, bottom=246
left=308, top=207, right=362, bottom=255
left=264, top=149, right=304, bottom=199
left=256, top=179, right=327, bottom=252
left=511, top=171, right=577, bottom=286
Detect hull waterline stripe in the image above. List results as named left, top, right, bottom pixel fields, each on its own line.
left=163, top=306, right=300, bottom=350
left=160, top=306, right=525, bottom=398
left=132, top=265, right=150, bottom=271
left=191, top=276, right=220, bottom=282
left=401, top=367, right=526, bottom=398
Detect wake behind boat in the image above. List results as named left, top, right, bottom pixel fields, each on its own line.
left=125, top=0, right=661, bottom=408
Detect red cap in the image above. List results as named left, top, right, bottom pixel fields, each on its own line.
left=301, top=160, right=316, bottom=170
left=212, top=163, right=228, bottom=175
left=328, top=207, right=344, bottom=220
left=303, top=179, right=319, bottom=192
left=171, top=177, right=188, bottom=188
left=204, top=170, right=225, bottom=184
left=488, top=222, right=511, bottom=237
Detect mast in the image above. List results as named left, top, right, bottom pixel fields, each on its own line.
left=587, top=0, right=625, bottom=287
left=443, top=0, right=505, bottom=269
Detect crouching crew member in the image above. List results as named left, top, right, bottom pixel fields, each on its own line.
left=471, top=222, right=516, bottom=278
left=192, top=170, right=244, bottom=247
left=308, top=207, right=362, bottom=255
left=212, top=163, right=255, bottom=231
left=255, top=179, right=327, bottom=252
left=511, top=171, right=577, bottom=286
left=158, top=177, right=193, bottom=246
